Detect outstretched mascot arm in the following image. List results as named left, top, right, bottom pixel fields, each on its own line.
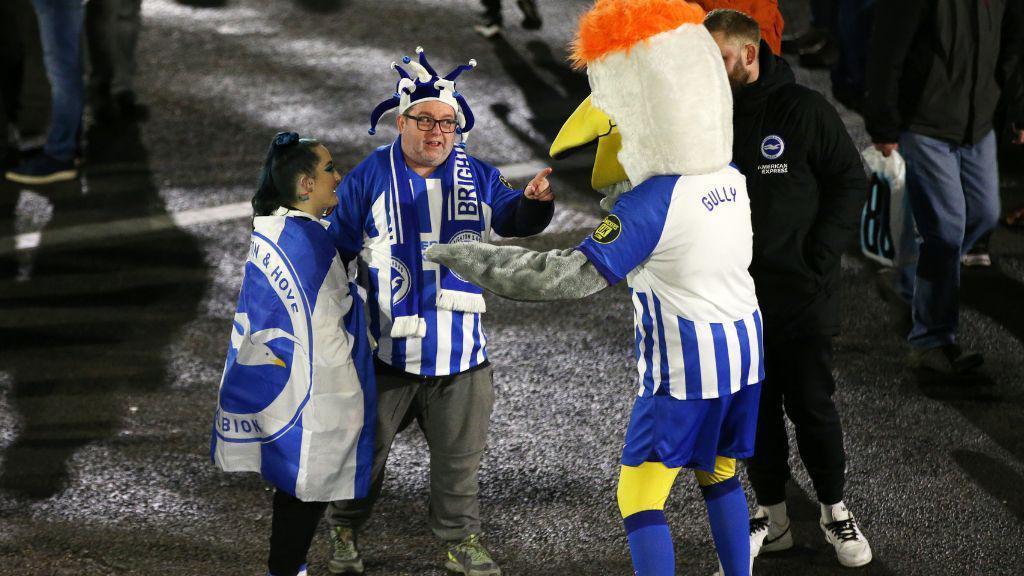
left=424, top=243, right=610, bottom=302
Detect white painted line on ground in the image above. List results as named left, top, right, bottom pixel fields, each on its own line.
left=0, top=160, right=597, bottom=255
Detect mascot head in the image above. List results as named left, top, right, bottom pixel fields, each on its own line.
left=557, top=0, right=733, bottom=189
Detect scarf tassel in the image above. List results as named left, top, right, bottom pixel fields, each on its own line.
left=437, top=290, right=487, bottom=314
left=390, top=315, right=427, bottom=338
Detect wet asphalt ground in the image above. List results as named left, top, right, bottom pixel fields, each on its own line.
left=1, top=0, right=1023, bottom=575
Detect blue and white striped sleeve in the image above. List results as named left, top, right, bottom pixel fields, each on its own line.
left=326, top=165, right=371, bottom=261
left=576, top=176, right=674, bottom=285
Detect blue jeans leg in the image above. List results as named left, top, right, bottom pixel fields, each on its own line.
left=30, top=0, right=84, bottom=162
left=959, top=131, right=1001, bottom=253
left=898, top=131, right=1000, bottom=349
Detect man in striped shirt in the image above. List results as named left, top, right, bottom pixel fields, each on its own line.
left=323, top=49, right=554, bottom=576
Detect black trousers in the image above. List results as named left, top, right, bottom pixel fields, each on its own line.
left=746, top=334, right=846, bottom=506
left=267, top=490, right=327, bottom=576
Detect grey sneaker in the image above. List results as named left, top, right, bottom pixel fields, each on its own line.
left=328, top=526, right=364, bottom=575
left=445, top=534, right=501, bottom=576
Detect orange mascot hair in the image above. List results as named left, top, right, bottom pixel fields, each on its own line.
left=571, top=0, right=707, bottom=68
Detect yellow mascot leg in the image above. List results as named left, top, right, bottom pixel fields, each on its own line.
left=617, top=462, right=681, bottom=575
left=693, top=455, right=736, bottom=488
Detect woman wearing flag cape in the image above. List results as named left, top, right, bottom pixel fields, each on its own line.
left=210, top=132, right=376, bottom=576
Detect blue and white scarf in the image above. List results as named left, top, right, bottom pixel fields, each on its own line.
left=386, top=138, right=486, bottom=338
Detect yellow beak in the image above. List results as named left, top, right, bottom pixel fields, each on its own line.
left=549, top=95, right=628, bottom=191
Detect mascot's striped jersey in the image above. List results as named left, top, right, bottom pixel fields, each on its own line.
left=578, top=168, right=764, bottom=400
left=211, top=209, right=375, bottom=502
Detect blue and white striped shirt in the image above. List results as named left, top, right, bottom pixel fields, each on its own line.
left=328, top=145, right=532, bottom=376
left=578, top=168, right=764, bottom=399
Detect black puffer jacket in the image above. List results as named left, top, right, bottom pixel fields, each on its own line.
left=865, top=0, right=1024, bottom=145
left=732, top=43, right=867, bottom=339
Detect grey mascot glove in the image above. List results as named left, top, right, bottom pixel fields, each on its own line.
left=425, top=242, right=610, bottom=302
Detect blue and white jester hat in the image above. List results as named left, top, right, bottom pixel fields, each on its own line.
left=368, top=46, right=478, bottom=136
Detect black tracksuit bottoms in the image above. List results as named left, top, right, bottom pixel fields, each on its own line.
left=746, top=334, right=846, bottom=506
left=267, top=490, right=327, bottom=576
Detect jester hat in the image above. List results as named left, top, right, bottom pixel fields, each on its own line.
left=368, top=47, right=478, bottom=136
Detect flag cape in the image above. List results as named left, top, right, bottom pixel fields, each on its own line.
left=211, top=210, right=375, bottom=502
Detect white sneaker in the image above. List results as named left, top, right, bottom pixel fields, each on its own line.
left=820, top=502, right=872, bottom=567
left=753, top=505, right=793, bottom=553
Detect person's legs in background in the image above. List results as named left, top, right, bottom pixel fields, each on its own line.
left=959, top=130, right=1001, bottom=266
left=745, top=336, right=794, bottom=554
left=899, top=131, right=985, bottom=372
left=86, top=0, right=145, bottom=121
left=6, top=0, right=82, bottom=184
left=784, top=0, right=839, bottom=68
left=830, top=0, right=874, bottom=113
left=14, top=0, right=49, bottom=154
left=746, top=336, right=871, bottom=567
left=474, top=0, right=541, bottom=38
left=475, top=0, right=504, bottom=38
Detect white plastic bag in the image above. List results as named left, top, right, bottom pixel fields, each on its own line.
left=860, top=146, right=909, bottom=267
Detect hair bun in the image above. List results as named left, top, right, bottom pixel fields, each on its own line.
left=274, top=131, right=300, bottom=147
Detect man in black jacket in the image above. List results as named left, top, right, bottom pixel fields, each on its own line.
left=866, top=0, right=1024, bottom=373
left=705, top=10, right=871, bottom=569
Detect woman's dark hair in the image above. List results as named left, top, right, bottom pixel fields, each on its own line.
left=252, top=131, right=321, bottom=216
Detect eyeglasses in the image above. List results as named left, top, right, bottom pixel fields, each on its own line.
left=402, top=114, right=458, bottom=133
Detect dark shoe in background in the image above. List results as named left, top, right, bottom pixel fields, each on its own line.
left=908, top=344, right=984, bottom=374
left=5, top=151, right=78, bottom=185
left=784, top=27, right=840, bottom=69
left=782, top=27, right=829, bottom=56
left=799, top=39, right=840, bottom=69
left=516, top=0, right=542, bottom=30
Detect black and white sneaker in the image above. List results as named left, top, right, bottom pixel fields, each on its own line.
left=753, top=505, right=793, bottom=552
left=749, top=515, right=769, bottom=558
left=821, top=503, right=872, bottom=568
